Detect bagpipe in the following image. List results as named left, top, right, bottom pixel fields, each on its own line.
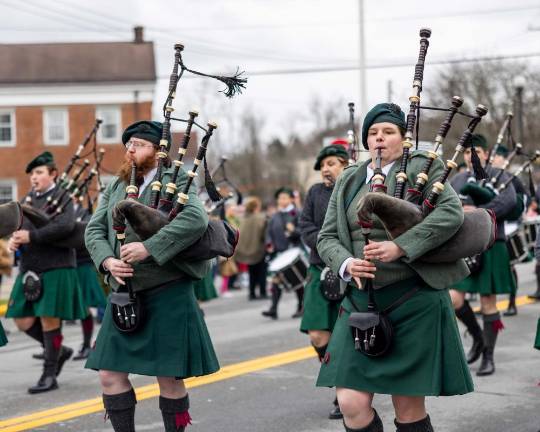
left=355, top=28, right=496, bottom=266
left=109, top=43, right=246, bottom=332
left=0, top=121, right=106, bottom=248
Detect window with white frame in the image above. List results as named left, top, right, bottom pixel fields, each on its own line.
left=0, top=109, right=15, bottom=147
left=44, top=108, right=69, bottom=145
left=96, top=106, right=121, bottom=143
left=0, top=180, right=17, bottom=204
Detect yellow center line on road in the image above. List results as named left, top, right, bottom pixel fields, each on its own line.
left=0, top=295, right=537, bottom=431
left=0, top=346, right=317, bottom=432
left=472, top=294, right=536, bottom=312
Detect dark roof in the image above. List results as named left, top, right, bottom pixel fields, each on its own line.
left=0, top=41, right=156, bottom=85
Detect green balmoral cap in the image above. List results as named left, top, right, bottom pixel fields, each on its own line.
left=25, top=151, right=55, bottom=173
left=122, top=120, right=170, bottom=148
left=361, top=103, right=406, bottom=149
left=314, top=144, right=349, bottom=170
left=465, top=134, right=489, bottom=150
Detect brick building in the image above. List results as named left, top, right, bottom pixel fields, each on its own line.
left=0, top=27, right=156, bottom=203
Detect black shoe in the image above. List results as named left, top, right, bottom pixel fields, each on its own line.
left=28, top=373, right=58, bottom=394
left=528, top=291, right=540, bottom=300
left=291, top=310, right=303, bottom=319
left=503, top=304, right=517, bottom=316
left=73, top=345, right=91, bottom=361
left=261, top=310, right=278, bottom=320
left=56, top=346, right=73, bottom=376
left=466, top=338, right=484, bottom=364
left=258, top=294, right=268, bottom=300
left=248, top=294, right=257, bottom=301
left=328, top=403, right=343, bottom=420
left=32, top=351, right=45, bottom=360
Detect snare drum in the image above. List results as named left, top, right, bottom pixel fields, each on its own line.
left=523, top=217, right=540, bottom=251
left=506, top=228, right=528, bottom=265
left=268, top=247, right=308, bottom=291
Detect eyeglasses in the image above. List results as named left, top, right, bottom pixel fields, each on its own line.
left=126, top=140, right=153, bottom=150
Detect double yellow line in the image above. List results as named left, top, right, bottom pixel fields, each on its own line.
left=0, top=347, right=317, bottom=431
left=0, top=295, right=537, bottom=431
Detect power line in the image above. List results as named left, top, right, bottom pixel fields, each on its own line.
left=155, top=52, right=540, bottom=79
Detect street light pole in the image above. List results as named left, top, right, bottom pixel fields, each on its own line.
left=358, top=0, right=367, bottom=119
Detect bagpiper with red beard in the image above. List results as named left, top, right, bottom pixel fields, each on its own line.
left=84, top=121, right=219, bottom=432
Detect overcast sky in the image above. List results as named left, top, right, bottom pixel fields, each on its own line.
left=1, top=0, right=539, bottom=151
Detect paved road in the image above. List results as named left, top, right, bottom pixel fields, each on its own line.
left=1, top=262, right=539, bottom=431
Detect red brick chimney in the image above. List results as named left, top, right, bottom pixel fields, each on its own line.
left=134, top=26, right=144, bottom=43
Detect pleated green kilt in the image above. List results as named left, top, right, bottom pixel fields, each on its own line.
left=85, top=279, right=220, bottom=378
left=300, top=266, right=340, bottom=334
left=535, top=318, right=540, bottom=350
left=317, top=278, right=474, bottom=396
left=452, top=241, right=516, bottom=295
left=193, top=271, right=218, bottom=302
left=76, top=263, right=107, bottom=309
left=6, top=268, right=87, bottom=320
left=0, top=322, right=7, bottom=346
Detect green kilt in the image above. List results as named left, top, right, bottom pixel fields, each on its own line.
left=535, top=318, right=540, bottom=350
left=0, top=321, right=7, bottom=346
left=76, top=263, right=107, bottom=309
left=85, top=279, right=220, bottom=378
left=317, top=278, right=474, bottom=396
left=452, top=241, right=516, bottom=295
left=193, top=270, right=218, bottom=302
left=300, top=265, right=340, bottom=334
left=6, top=268, right=87, bottom=320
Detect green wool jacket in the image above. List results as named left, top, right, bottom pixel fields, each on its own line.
left=84, top=167, right=211, bottom=293
left=317, top=151, right=470, bottom=290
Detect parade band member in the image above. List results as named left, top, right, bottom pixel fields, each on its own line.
left=262, top=187, right=304, bottom=319
left=6, top=151, right=86, bottom=393
left=450, top=134, right=517, bottom=377
left=316, top=104, right=473, bottom=432
left=234, top=196, right=269, bottom=300
left=299, top=144, right=348, bottom=420
left=84, top=121, right=219, bottom=432
left=491, top=145, right=528, bottom=316
left=72, top=199, right=107, bottom=360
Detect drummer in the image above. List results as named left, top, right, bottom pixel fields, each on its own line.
left=262, top=187, right=304, bottom=320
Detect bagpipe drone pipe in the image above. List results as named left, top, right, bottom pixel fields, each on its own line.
left=355, top=28, right=496, bottom=264
left=111, top=43, right=247, bottom=263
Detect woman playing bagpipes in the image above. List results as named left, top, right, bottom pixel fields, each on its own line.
left=315, top=103, right=474, bottom=432
left=84, top=121, right=219, bottom=432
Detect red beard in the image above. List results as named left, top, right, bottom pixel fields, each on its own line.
left=117, top=153, right=157, bottom=184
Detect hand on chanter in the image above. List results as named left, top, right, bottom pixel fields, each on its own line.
left=346, top=258, right=376, bottom=280
left=120, top=242, right=150, bottom=264
left=363, top=240, right=405, bottom=263
left=103, top=257, right=134, bottom=285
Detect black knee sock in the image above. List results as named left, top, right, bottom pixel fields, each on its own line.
left=482, top=312, right=503, bottom=354
left=81, top=315, right=94, bottom=348
left=103, top=389, right=137, bottom=432
left=295, top=287, right=304, bottom=311
left=25, top=320, right=44, bottom=346
left=42, top=328, right=62, bottom=377
left=455, top=301, right=482, bottom=341
left=159, top=394, right=191, bottom=432
left=394, top=414, right=434, bottom=431
left=344, top=409, right=383, bottom=432
left=311, top=343, right=328, bottom=362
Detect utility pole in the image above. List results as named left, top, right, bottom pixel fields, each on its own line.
left=387, top=80, right=393, bottom=102
left=358, top=0, right=367, bottom=119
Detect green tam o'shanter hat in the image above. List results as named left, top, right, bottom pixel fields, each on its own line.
left=314, top=144, right=349, bottom=170
left=122, top=120, right=171, bottom=149
left=25, top=151, right=55, bottom=173
left=361, top=103, right=406, bottom=149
